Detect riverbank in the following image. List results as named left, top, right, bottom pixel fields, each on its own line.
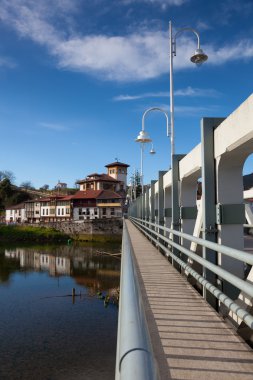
left=39, top=219, right=123, bottom=242
left=0, top=219, right=123, bottom=243
left=0, top=225, right=69, bottom=243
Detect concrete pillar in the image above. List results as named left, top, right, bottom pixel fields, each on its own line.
left=158, top=171, right=166, bottom=250
left=216, top=154, right=245, bottom=300
left=164, top=186, right=172, bottom=229
left=144, top=186, right=149, bottom=221
left=201, top=117, right=225, bottom=309
left=172, top=154, right=185, bottom=269
left=180, top=173, right=199, bottom=250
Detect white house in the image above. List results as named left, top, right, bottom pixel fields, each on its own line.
left=5, top=203, right=26, bottom=223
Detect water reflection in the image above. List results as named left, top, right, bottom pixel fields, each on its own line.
left=3, top=245, right=120, bottom=293
left=0, top=243, right=121, bottom=380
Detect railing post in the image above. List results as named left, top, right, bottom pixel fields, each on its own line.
left=172, top=154, right=185, bottom=269
left=201, top=117, right=225, bottom=309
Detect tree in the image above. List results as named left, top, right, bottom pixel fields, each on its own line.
left=75, top=180, right=80, bottom=189
left=0, top=170, right=15, bottom=183
left=129, top=170, right=142, bottom=199
left=0, top=178, right=13, bottom=209
left=40, top=184, right=49, bottom=191
left=20, top=181, right=34, bottom=190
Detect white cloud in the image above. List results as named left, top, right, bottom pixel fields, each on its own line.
left=174, top=105, right=218, bottom=117
left=114, top=92, right=169, bottom=101
left=0, top=1, right=253, bottom=82
left=114, top=87, right=220, bottom=101
left=174, top=86, right=221, bottom=97
left=39, top=122, right=68, bottom=131
left=121, top=0, right=187, bottom=6
left=0, top=56, right=16, bottom=68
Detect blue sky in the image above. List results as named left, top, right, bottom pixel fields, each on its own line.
left=0, top=0, right=253, bottom=188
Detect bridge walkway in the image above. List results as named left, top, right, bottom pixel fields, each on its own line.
left=125, top=220, right=253, bottom=380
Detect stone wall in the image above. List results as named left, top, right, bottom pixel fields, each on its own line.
left=39, top=218, right=123, bottom=242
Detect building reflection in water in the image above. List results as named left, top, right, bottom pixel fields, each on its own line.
left=4, top=246, right=120, bottom=294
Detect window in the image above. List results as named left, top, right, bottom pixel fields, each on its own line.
left=58, top=208, right=60, bottom=215
left=103, top=208, right=106, bottom=215
left=94, top=208, right=98, bottom=215
left=66, top=208, right=70, bottom=214
left=42, top=209, right=45, bottom=216
left=111, top=208, right=115, bottom=216
left=46, top=209, right=48, bottom=215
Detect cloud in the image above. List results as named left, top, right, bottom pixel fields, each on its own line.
left=174, top=86, right=221, bottom=97
left=0, top=1, right=253, bottom=82
left=0, top=56, right=16, bottom=68
left=174, top=105, right=218, bottom=117
left=121, top=0, right=187, bottom=6
left=114, top=91, right=168, bottom=101
left=114, top=87, right=221, bottom=101
left=39, top=122, right=68, bottom=131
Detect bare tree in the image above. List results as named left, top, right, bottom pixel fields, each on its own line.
left=40, top=184, right=49, bottom=190
left=0, top=170, right=15, bottom=183
left=20, top=181, right=34, bottom=190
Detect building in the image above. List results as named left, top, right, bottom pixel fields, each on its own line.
left=39, top=195, right=71, bottom=222
left=72, top=190, right=122, bottom=220
left=5, top=203, right=26, bottom=223
left=5, top=161, right=129, bottom=223
left=77, top=173, right=119, bottom=192
left=25, top=199, right=41, bottom=223
left=105, top=161, right=129, bottom=190
left=77, top=161, right=129, bottom=193
left=55, top=181, right=67, bottom=189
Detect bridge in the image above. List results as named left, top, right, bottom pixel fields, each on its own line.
left=115, top=94, right=253, bottom=379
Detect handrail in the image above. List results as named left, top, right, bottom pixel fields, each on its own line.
left=132, top=217, right=253, bottom=265
left=129, top=216, right=253, bottom=330
left=115, top=221, right=159, bottom=380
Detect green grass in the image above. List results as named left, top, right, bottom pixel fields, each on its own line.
left=0, top=225, right=70, bottom=243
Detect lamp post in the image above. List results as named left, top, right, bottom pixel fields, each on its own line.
left=135, top=107, right=170, bottom=194
left=169, top=21, right=208, bottom=231
left=169, top=21, right=208, bottom=164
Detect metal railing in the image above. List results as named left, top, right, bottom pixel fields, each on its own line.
left=115, top=221, right=159, bottom=380
left=129, top=216, right=253, bottom=330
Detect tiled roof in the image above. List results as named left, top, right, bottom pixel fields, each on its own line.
left=77, top=173, right=119, bottom=183
left=6, top=202, right=25, bottom=210
left=105, top=161, right=129, bottom=168
left=97, top=190, right=122, bottom=199
left=71, top=190, right=122, bottom=200
left=71, top=190, right=104, bottom=199
left=60, top=195, right=73, bottom=200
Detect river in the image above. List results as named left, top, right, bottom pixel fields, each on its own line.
left=0, top=242, right=121, bottom=379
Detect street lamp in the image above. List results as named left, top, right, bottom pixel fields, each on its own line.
left=135, top=107, right=169, bottom=194
left=169, top=20, right=208, bottom=162
left=169, top=20, right=208, bottom=234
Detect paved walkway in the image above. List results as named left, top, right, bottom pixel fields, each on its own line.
left=125, top=220, right=253, bottom=380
